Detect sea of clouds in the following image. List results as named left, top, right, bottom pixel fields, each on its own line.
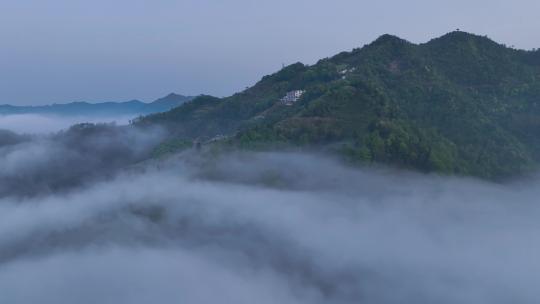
left=0, top=126, right=539, bottom=304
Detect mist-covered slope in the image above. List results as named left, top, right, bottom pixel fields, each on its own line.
left=0, top=93, right=193, bottom=117
left=139, top=31, right=540, bottom=179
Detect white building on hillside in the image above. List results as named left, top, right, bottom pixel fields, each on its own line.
left=281, top=90, right=305, bottom=105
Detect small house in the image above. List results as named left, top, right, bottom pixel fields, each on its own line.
left=281, top=90, right=305, bottom=105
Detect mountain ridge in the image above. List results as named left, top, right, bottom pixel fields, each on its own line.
left=138, top=31, right=540, bottom=179
left=0, top=93, right=194, bottom=116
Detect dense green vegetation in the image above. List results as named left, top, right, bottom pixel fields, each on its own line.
left=137, top=31, right=540, bottom=179
left=151, top=138, right=193, bottom=158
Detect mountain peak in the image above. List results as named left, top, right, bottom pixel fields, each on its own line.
left=151, top=93, right=191, bottom=104
left=370, top=34, right=411, bottom=47
left=146, top=93, right=195, bottom=112
left=438, top=30, right=474, bottom=38
left=425, top=30, right=501, bottom=49
left=164, top=93, right=183, bottom=99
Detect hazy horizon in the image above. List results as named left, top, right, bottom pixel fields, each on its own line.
left=1, top=0, right=539, bottom=105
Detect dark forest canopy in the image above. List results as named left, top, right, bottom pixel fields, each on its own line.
left=138, top=31, right=540, bottom=179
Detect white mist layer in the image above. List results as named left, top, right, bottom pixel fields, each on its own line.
left=0, top=114, right=133, bottom=134
left=0, top=152, right=539, bottom=303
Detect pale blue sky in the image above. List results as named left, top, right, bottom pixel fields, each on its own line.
left=1, top=0, right=539, bottom=105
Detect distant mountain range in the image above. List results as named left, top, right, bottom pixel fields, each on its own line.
left=0, top=93, right=194, bottom=116
left=139, top=31, right=540, bottom=179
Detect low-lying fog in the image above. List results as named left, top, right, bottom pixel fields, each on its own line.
left=0, top=126, right=539, bottom=304
left=0, top=114, right=133, bottom=134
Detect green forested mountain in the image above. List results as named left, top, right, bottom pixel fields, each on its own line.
left=138, top=31, right=540, bottom=179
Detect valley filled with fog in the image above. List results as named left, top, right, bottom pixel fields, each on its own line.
left=0, top=125, right=539, bottom=304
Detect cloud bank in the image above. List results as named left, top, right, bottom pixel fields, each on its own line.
left=0, top=141, right=539, bottom=303
left=0, top=123, right=163, bottom=197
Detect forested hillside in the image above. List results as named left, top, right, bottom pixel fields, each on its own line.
left=138, top=31, right=540, bottom=179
